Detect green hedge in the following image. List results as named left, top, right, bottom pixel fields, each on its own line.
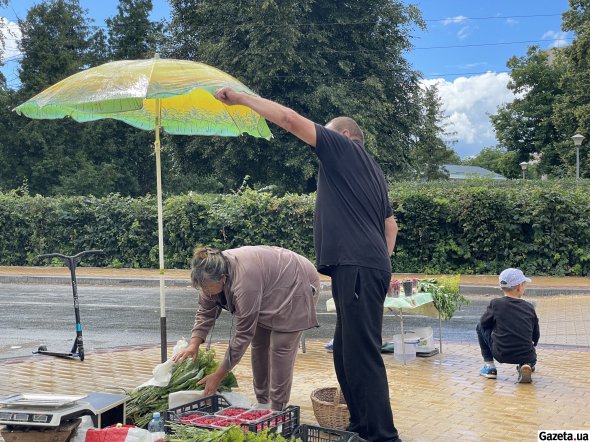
left=1, top=180, right=589, bottom=275
left=391, top=180, right=590, bottom=275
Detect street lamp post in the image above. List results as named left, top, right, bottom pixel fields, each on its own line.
left=519, top=161, right=528, bottom=180
left=571, top=134, right=585, bottom=180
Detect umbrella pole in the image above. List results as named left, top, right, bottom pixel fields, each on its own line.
left=155, top=97, right=167, bottom=363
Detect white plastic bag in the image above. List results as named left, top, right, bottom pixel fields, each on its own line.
left=168, top=391, right=252, bottom=410
left=137, top=338, right=189, bottom=388
left=171, top=338, right=190, bottom=356
left=168, top=390, right=204, bottom=409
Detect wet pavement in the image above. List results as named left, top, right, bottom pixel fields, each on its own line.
left=0, top=267, right=589, bottom=441
left=0, top=283, right=533, bottom=359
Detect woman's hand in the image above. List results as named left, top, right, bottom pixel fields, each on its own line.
left=172, top=341, right=200, bottom=363
left=198, top=368, right=227, bottom=396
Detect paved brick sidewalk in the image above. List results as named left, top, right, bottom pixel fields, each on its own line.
left=1, top=266, right=589, bottom=440
left=536, top=295, right=590, bottom=347
left=1, top=341, right=588, bottom=441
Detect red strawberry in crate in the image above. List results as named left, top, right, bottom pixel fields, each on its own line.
left=217, top=407, right=249, bottom=417
left=180, top=412, right=204, bottom=424
left=213, top=418, right=240, bottom=427
left=194, top=415, right=226, bottom=427
left=239, top=409, right=272, bottom=421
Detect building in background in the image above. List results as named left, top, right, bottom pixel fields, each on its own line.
left=442, top=164, right=506, bottom=180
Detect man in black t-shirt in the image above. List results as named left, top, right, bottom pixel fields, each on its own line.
left=214, top=88, right=400, bottom=442
left=477, top=268, right=540, bottom=384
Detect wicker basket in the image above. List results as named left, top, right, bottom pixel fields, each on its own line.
left=310, top=387, right=350, bottom=430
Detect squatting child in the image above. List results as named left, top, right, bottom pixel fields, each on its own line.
left=477, top=268, right=540, bottom=383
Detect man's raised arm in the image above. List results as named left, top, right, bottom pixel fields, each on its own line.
left=214, top=87, right=317, bottom=148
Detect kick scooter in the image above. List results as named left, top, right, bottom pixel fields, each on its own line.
left=33, top=250, right=104, bottom=361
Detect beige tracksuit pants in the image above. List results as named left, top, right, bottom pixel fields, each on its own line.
left=250, top=325, right=303, bottom=411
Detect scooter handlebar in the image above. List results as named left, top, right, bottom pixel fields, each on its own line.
left=37, top=250, right=104, bottom=261
left=73, top=250, right=104, bottom=259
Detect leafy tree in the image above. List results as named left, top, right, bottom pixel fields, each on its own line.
left=463, top=146, right=520, bottom=179
left=491, top=0, right=590, bottom=179
left=77, top=0, right=172, bottom=197
left=1, top=0, right=166, bottom=196
left=106, top=0, right=163, bottom=60
left=409, top=84, right=459, bottom=180
left=87, top=28, right=110, bottom=65
left=17, top=0, right=97, bottom=96
left=553, top=0, right=590, bottom=178
left=3, top=0, right=96, bottom=194
left=463, top=147, right=504, bottom=172
left=166, top=0, right=426, bottom=193
left=1, top=1, right=13, bottom=82
left=490, top=46, right=566, bottom=177
left=0, top=88, right=23, bottom=190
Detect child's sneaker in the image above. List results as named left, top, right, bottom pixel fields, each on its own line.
left=517, top=364, right=532, bottom=383
left=325, top=339, right=334, bottom=352
left=479, top=364, right=497, bottom=379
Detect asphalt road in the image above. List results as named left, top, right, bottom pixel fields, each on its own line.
left=0, top=283, right=503, bottom=360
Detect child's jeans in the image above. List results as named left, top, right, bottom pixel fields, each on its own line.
left=476, top=323, right=537, bottom=367
left=476, top=323, right=495, bottom=361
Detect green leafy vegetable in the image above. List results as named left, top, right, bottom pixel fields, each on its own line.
left=166, top=424, right=295, bottom=442
left=418, top=275, right=470, bottom=320
left=125, top=349, right=238, bottom=428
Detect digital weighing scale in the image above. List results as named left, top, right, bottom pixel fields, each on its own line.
left=0, top=392, right=127, bottom=430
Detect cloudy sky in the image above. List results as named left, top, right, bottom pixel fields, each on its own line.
left=404, top=0, right=571, bottom=156
left=1, top=0, right=573, bottom=157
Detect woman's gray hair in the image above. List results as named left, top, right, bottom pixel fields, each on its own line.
left=191, top=246, right=228, bottom=288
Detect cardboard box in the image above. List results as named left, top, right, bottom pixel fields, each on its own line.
left=1, top=418, right=81, bottom=442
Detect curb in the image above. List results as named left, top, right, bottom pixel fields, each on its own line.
left=0, top=275, right=192, bottom=287
left=1, top=275, right=588, bottom=296
left=460, top=284, right=590, bottom=297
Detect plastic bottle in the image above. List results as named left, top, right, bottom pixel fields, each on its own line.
left=147, top=412, right=165, bottom=433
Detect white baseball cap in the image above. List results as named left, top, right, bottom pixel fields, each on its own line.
left=499, top=268, right=532, bottom=288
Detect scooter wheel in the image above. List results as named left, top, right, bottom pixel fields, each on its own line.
left=38, top=345, right=47, bottom=352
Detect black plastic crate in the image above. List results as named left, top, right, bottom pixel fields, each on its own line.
left=165, top=394, right=299, bottom=437
left=238, top=406, right=299, bottom=436
left=164, top=394, right=232, bottom=424
left=294, top=424, right=359, bottom=442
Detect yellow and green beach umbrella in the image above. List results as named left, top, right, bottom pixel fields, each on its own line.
left=15, top=56, right=272, bottom=362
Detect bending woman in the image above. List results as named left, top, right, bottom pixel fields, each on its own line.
left=173, top=245, right=320, bottom=411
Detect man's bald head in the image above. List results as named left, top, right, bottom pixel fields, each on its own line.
left=325, top=117, right=365, bottom=145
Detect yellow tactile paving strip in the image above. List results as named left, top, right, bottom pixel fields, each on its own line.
left=536, top=295, right=590, bottom=347
left=1, top=340, right=588, bottom=441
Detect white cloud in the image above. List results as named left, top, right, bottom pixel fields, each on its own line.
left=541, top=30, right=569, bottom=49
left=0, top=17, right=22, bottom=62
left=505, top=18, right=518, bottom=26
left=442, top=15, right=467, bottom=26
left=421, top=72, right=517, bottom=156
left=456, top=26, right=471, bottom=40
